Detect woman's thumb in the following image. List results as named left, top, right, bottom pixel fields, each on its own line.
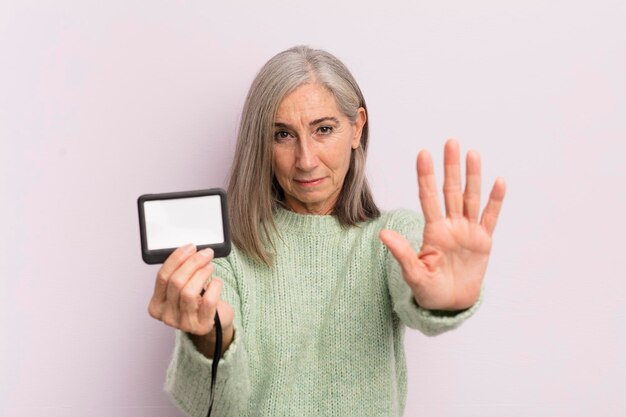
left=379, top=229, right=418, bottom=272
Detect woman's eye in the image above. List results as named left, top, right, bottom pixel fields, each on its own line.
left=317, top=126, right=333, bottom=135
left=274, top=131, right=292, bottom=141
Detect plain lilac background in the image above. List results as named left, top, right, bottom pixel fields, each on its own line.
left=1, top=1, right=625, bottom=416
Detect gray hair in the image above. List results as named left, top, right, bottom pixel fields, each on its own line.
left=227, top=45, right=380, bottom=265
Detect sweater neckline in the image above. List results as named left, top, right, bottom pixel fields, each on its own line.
left=273, top=206, right=344, bottom=234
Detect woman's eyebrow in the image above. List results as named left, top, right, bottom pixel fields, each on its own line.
left=274, top=117, right=340, bottom=129
left=310, top=117, right=339, bottom=126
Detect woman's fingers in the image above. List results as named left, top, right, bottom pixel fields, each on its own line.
left=480, top=177, right=506, bottom=236
left=463, top=150, right=481, bottom=223
left=443, top=139, right=464, bottom=218
left=197, top=277, right=224, bottom=333
left=148, top=245, right=232, bottom=336
left=179, top=262, right=216, bottom=332
left=163, top=248, right=214, bottom=325
left=419, top=140, right=488, bottom=224
left=149, top=243, right=196, bottom=319
left=417, top=150, right=443, bottom=222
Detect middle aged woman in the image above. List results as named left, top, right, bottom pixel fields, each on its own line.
left=148, top=45, right=506, bottom=417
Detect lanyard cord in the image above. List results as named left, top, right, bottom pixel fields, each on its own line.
left=206, top=311, right=222, bottom=417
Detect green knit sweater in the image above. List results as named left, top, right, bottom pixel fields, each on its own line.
left=165, top=208, right=482, bottom=417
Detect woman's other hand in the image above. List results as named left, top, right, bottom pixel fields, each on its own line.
left=379, top=139, right=506, bottom=311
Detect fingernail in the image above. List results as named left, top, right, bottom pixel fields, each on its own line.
left=181, top=243, right=195, bottom=254
left=199, top=248, right=214, bottom=258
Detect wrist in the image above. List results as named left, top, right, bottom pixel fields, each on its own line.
left=188, top=324, right=234, bottom=360
left=190, top=323, right=233, bottom=344
left=412, top=293, right=474, bottom=314
left=412, top=293, right=455, bottom=312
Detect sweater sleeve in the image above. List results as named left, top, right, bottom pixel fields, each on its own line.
left=164, top=255, right=251, bottom=417
left=385, top=209, right=483, bottom=336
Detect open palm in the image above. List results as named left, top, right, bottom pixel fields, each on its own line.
left=380, top=139, right=506, bottom=311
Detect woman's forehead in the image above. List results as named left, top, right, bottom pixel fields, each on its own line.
left=275, top=83, right=342, bottom=124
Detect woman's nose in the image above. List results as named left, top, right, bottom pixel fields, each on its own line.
left=295, top=137, right=318, bottom=171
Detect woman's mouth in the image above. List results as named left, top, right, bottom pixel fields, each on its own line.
left=294, top=177, right=325, bottom=187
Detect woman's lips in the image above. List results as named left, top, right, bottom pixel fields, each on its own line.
left=294, top=177, right=325, bottom=187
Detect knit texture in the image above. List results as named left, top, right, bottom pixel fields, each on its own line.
left=165, top=208, right=482, bottom=417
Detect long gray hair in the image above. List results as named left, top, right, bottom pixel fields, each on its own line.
left=227, top=45, right=380, bottom=265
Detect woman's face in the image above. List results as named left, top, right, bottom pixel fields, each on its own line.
left=272, top=83, right=366, bottom=215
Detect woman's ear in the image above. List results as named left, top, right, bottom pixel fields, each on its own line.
left=352, top=107, right=367, bottom=149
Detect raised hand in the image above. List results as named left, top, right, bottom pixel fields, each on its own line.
left=379, top=139, right=506, bottom=311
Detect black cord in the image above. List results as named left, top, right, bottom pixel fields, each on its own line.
left=206, top=311, right=222, bottom=417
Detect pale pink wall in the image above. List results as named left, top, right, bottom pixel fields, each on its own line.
left=1, top=1, right=624, bottom=416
